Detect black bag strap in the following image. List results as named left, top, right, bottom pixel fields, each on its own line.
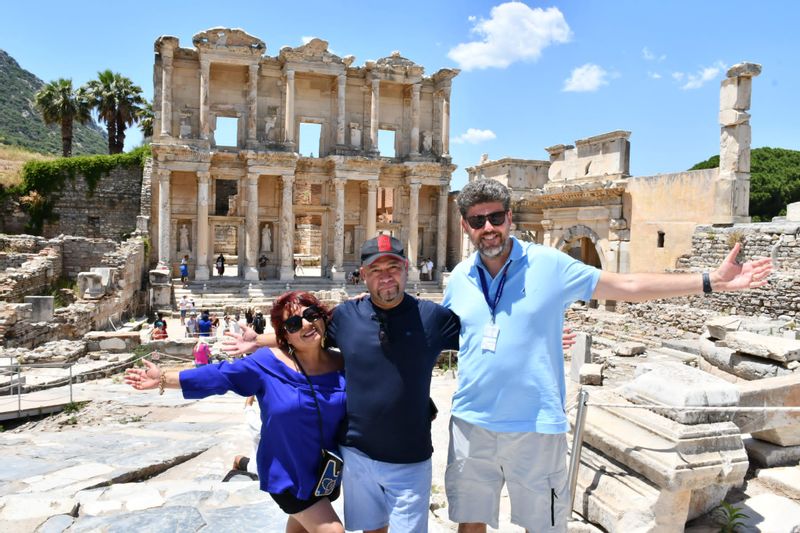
left=290, top=348, right=326, bottom=453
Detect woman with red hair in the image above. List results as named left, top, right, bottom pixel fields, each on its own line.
left=124, top=291, right=346, bottom=532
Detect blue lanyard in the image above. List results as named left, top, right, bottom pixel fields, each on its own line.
left=477, top=261, right=512, bottom=322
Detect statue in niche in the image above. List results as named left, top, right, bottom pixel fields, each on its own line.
left=179, top=111, right=192, bottom=139
left=264, top=115, right=277, bottom=141
left=350, top=122, right=362, bottom=148
left=261, top=224, right=272, bottom=253
left=344, top=231, right=352, bottom=254
left=422, top=131, right=432, bottom=153
left=179, top=223, right=190, bottom=251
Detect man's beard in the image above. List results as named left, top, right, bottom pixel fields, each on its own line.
left=476, top=232, right=508, bottom=258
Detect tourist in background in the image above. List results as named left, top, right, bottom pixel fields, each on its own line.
left=197, top=311, right=212, bottom=337
left=180, top=255, right=190, bottom=285
left=125, top=291, right=346, bottom=532
left=192, top=338, right=211, bottom=367
left=178, top=295, right=190, bottom=325
left=420, top=258, right=430, bottom=281
left=216, top=254, right=225, bottom=276
left=252, top=309, right=267, bottom=335
left=185, top=312, right=198, bottom=338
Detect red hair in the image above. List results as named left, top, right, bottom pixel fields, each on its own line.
left=270, top=291, right=332, bottom=352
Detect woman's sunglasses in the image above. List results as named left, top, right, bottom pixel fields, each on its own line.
left=284, top=306, right=324, bottom=333
left=465, top=210, right=507, bottom=230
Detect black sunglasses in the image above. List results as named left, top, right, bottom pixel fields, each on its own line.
left=465, top=210, right=507, bottom=230
left=284, top=306, right=324, bottom=333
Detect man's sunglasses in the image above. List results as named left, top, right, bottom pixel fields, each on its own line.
left=284, top=306, right=324, bottom=333
left=465, top=210, right=507, bottom=230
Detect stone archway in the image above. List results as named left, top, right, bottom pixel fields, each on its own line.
left=555, top=224, right=606, bottom=270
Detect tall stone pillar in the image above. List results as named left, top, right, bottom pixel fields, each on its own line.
left=441, top=87, right=451, bottom=157
left=160, top=44, right=175, bottom=138
left=366, top=180, right=378, bottom=239
left=407, top=182, right=421, bottom=281
left=715, top=62, right=761, bottom=223
left=199, top=58, right=211, bottom=140
left=196, top=171, right=210, bottom=280
left=332, top=178, right=346, bottom=280
left=244, top=173, right=260, bottom=280
left=279, top=174, right=296, bottom=280
left=157, top=168, right=172, bottom=269
left=369, top=78, right=380, bottom=152
left=247, top=63, right=259, bottom=144
left=436, top=185, right=449, bottom=280
left=410, top=83, right=421, bottom=155
left=336, top=74, right=346, bottom=146
left=284, top=70, right=296, bottom=147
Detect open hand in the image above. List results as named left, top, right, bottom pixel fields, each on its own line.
left=562, top=326, right=577, bottom=351
left=713, top=243, right=773, bottom=291
left=124, top=359, right=160, bottom=390
left=222, top=325, right=259, bottom=356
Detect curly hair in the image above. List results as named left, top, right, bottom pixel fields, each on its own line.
left=455, top=178, right=511, bottom=217
left=270, top=291, right=332, bottom=352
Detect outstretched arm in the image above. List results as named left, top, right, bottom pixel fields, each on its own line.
left=221, top=325, right=279, bottom=356
left=124, top=359, right=181, bottom=391
left=592, top=243, right=773, bottom=302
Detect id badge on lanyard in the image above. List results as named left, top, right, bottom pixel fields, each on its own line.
left=478, top=262, right=511, bottom=353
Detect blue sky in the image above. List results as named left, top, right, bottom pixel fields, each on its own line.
left=3, top=1, right=797, bottom=189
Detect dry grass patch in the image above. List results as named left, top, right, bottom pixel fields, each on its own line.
left=0, top=145, right=54, bottom=188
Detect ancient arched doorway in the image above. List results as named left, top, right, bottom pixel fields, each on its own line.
left=555, top=225, right=606, bottom=307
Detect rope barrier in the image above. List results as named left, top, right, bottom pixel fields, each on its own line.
left=585, top=402, right=800, bottom=413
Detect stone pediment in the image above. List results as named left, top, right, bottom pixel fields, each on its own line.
left=192, top=27, right=265, bottom=56
left=279, top=38, right=354, bottom=68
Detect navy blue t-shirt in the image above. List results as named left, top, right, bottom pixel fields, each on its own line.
left=327, top=293, right=460, bottom=463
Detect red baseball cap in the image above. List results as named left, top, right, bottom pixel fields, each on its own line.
left=360, top=235, right=405, bottom=266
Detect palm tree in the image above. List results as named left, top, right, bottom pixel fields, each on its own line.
left=138, top=100, right=154, bottom=141
left=33, top=78, right=91, bottom=157
left=83, top=70, right=145, bottom=153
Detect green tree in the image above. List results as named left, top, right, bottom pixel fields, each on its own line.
left=33, top=79, right=91, bottom=157
left=83, top=70, right=145, bottom=154
left=138, top=100, right=154, bottom=140
left=690, top=147, right=800, bottom=222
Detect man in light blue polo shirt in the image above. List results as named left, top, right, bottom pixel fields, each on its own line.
left=443, top=178, right=773, bottom=533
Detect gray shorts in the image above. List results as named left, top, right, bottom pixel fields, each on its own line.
left=445, top=416, right=569, bottom=531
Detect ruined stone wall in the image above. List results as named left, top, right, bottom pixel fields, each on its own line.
left=42, top=165, right=143, bottom=240
left=0, top=245, right=62, bottom=303
left=618, top=221, right=800, bottom=327
left=60, top=237, right=119, bottom=279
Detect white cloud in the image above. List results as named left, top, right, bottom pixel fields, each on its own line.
left=642, top=47, right=666, bottom=61
left=452, top=128, right=497, bottom=144
left=468, top=15, right=477, bottom=22
left=447, top=2, right=572, bottom=71
left=648, top=71, right=662, bottom=80
left=677, top=61, right=726, bottom=90
left=563, top=63, right=609, bottom=92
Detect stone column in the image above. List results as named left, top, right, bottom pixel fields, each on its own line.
left=199, top=58, right=211, bottom=140
left=407, top=182, right=421, bottom=281
left=715, top=62, right=761, bottom=223
left=366, top=180, right=378, bottom=239
left=410, top=83, right=421, bottom=155
left=157, top=168, right=171, bottom=269
left=284, top=70, right=296, bottom=146
left=196, top=171, right=210, bottom=280
left=332, top=178, right=347, bottom=280
left=244, top=173, right=260, bottom=280
left=441, top=87, right=451, bottom=156
left=436, top=185, right=449, bottom=281
left=369, top=78, right=380, bottom=152
left=279, top=174, right=295, bottom=280
left=160, top=45, right=174, bottom=138
left=336, top=73, right=346, bottom=146
left=247, top=63, right=259, bottom=144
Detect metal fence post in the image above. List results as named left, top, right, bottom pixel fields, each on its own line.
left=17, top=365, right=22, bottom=417
left=69, top=364, right=74, bottom=404
left=568, top=389, right=589, bottom=514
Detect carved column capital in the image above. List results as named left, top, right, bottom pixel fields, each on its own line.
left=333, top=177, right=347, bottom=190
left=197, top=171, right=210, bottom=183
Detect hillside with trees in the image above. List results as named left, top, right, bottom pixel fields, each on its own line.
left=690, top=147, right=800, bottom=222
left=0, top=49, right=107, bottom=155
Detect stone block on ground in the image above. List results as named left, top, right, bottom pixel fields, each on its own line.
left=579, top=363, right=603, bottom=385
left=722, top=331, right=800, bottom=363
left=23, top=296, right=54, bottom=323
left=734, top=374, right=800, bottom=435
left=699, top=337, right=792, bottom=381
left=736, top=494, right=800, bottom=532
left=570, top=332, right=593, bottom=383
left=787, top=201, right=800, bottom=222
left=757, top=465, right=800, bottom=500
left=744, top=437, right=800, bottom=468
left=621, top=362, right=739, bottom=424
left=614, top=341, right=646, bottom=357
left=705, top=316, right=741, bottom=340
left=84, top=331, right=142, bottom=352
left=752, top=426, right=800, bottom=447
left=661, top=338, right=703, bottom=356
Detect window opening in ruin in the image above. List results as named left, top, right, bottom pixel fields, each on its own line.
left=377, top=187, right=394, bottom=224
left=657, top=231, right=665, bottom=248
left=299, top=123, right=322, bottom=157
left=212, top=223, right=239, bottom=277
left=294, top=214, right=323, bottom=278
left=584, top=161, right=592, bottom=175
left=214, top=179, right=239, bottom=216
left=378, top=129, right=396, bottom=158
left=215, top=117, right=238, bottom=147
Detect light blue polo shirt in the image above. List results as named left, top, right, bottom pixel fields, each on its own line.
left=442, top=237, right=600, bottom=434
